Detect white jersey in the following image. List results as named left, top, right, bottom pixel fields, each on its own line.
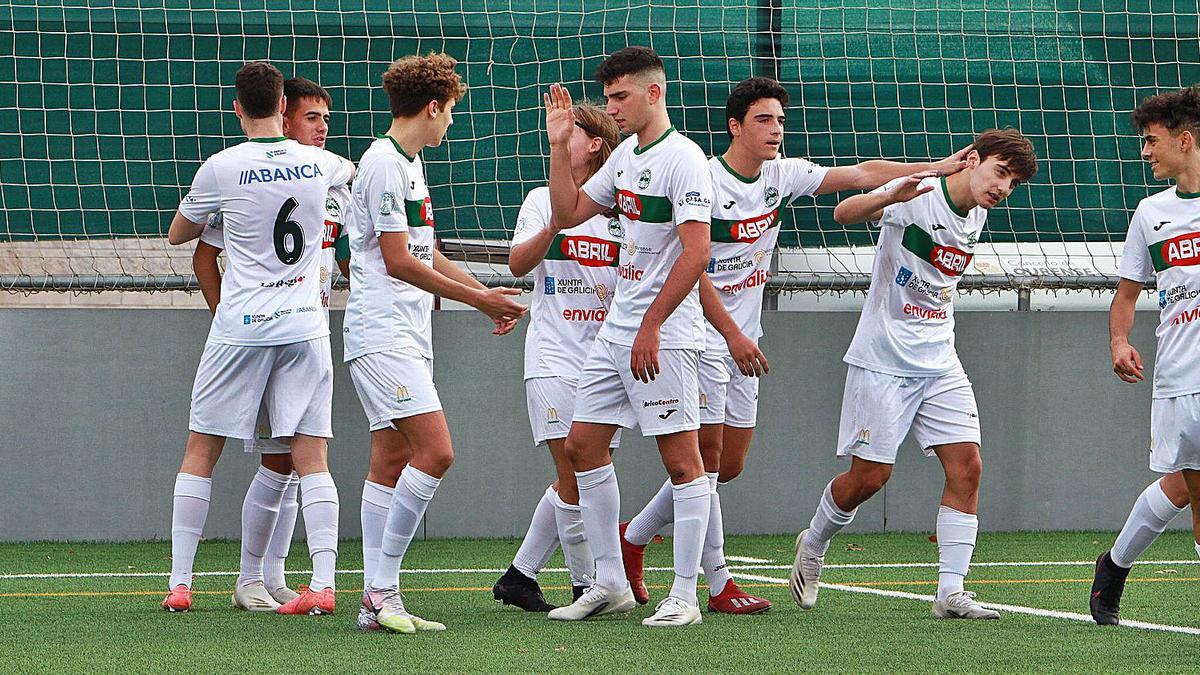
left=512, top=187, right=621, bottom=380
left=843, top=176, right=986, bottom=377
left=705, top=155, right=829, bottom=353
left=178, top=137, right=353, bottom=346
left=1117, top=186, right=1200, bottom=398
left=343, top=136, right=438, bottom=361
left=581, top=128, right=713, bottom=350
left=199, top=184, right=350, bottom=315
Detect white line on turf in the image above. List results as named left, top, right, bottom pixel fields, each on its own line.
left=725, top=556, right=774, bottom=563
left=729, top=571, right=1200, bottom=637
left=6, top=559, right=1200, bottom=580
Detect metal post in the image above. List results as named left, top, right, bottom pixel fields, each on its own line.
left=1017, top=288, right=1031, bottom=311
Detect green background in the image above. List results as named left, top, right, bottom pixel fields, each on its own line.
left=2, top=0, right=1196, bottom=248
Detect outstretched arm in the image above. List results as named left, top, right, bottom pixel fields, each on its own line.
left=832, top=170, right=940, bottom=225
left=816, top=144, right=971, bottom=195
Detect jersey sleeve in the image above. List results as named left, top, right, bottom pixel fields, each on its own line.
left=512, top=188, right=551, bottom=245
left=581, top=149, right=618, bottom=208
left=320, top=150, right=354, bottom=189
left=667, top=146, right=714, bottom=225
left=1117, top=209, right=1153, bottom=283
left=198, top=212, right=225, bottom=249
left=780, top=157, right=831, bottom=200
left=367, top=158, right=410, bottom=235
left=178, top=158, right=221, bottom=223
left=870, top=177, right=908, bottom=228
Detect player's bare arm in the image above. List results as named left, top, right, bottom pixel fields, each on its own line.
left=379, top=231, right=526, bottom=322
left=509, top=217, right=568, bottom=278
left=832, top=169, right=940, bottom=225
left=699, top=273, right=767, bottom=377
left=192, top=241, right=222, bottom=314
left=433, top=249, right=520, bottom=335
left=816, top=145, right=972, bottom=195
left=630, top=220, right=710, bottom=383
left=168, top=211, right=206, bottom=245
left=1109, top=278, right=1145, bottom=383
left=545, top=83, right=606, bottom=228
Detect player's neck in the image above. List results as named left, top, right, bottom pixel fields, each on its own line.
left=943, top=171, right=978, bottom=212
left=241, top=116, right=284, bottom=141
left=720, top=143, right=764, bottom=181
left=384, top=120, right=425, bottom=160
left=635, top=112, right=673, bottom=151
left=1173, top=163, right=1200, bottom=194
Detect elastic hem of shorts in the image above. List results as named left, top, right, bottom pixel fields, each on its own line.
left=289, top=427, right=333, bottom=439
left=1151, top=463, right=1200, bottom=473
left=570, top=415, right=627, bottom=428
left=836, top=448, right=898, bottom=465
left=919, top=437, right=981, bottom=454
left=641, top=422, right=700, bottom=438
left=699, top=416, right=727, bottom=426
left=721, top=419, right=758, bottom=429
left=369, top=406, right=444, bottom=431
left=189, top=424, right=248, bottom=440
left=533, top=431, right=570, bottom=446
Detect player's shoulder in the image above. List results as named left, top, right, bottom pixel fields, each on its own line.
left=663, top=130, right=707, bottom=160
left=523, top=185, right=551, bottom=207
left=1139, top=185, right=1179, bottom=209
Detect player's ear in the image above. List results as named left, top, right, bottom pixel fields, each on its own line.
left=966, top=149, right=980, bottom=169
left=233, top=99, right=243, bottom=119
left=1181, top=129, right=1194, bottom=153
left=588, top=135, right=602, bottom=155
left=427, top=99, right=440, bottom=119
left=646, top=81, right=662, bottom=105
left=728, top=117, right=740, bottom=138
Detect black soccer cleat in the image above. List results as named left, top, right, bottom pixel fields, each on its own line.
left=1090, top=550, right=1130, bottom=626
left=572, top=584, right=588, bottom=602
left=492, top=565, right=556, bottom=612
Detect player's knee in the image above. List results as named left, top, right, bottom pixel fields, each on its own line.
left=717, top=462, right=744, bottom=484
left=425, top=449, right=453, bottom=476
left=948, top=452, right=982, bottom=492
left=848, top=465, right=891, bottom=497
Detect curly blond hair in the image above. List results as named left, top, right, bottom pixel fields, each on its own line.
left=382, top=52, right=467, bottom=118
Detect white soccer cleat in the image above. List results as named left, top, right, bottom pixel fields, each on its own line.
left=789, top=529, right=824, bottom=609
left=232, top=581, right=282, bottom=611
left=641, top=596, right=703, bottom=627
left=932, top=591, right=1000, bottom=620
left=269, top=585, right=300, bottom=605
left=547, top=584, right=636, bottom=621
left=364, top=588, right=446, bottom=634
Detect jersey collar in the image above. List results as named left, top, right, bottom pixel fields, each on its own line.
left=940, top=176, right=971, bottom=218
left=633, top=126, right=674, bottom=155
left=380, top=134, right=416, bottom=161
left=248, top=136, right=289, bottom=143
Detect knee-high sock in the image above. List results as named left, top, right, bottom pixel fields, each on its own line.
left=625, top=479, right=674, bottom=546
left=262, top=472, right=300, bottom=593
left=576, top=464, right=626, bottom=592
left=298, top=472, right=339, bottom=592
left=668, top=475, right=711, bottom=605
left=701, top=473, right=733, bottom=595
left=1111, top=480, right=1186, bottom=568
left=804, top=479, right=857, bottom=555
left=238, top=466, right=290, bottom=588
left=360, top=480, right=394, bottom=589
left=512, top=486, right=560, bottom=580
left=169, top=473, right=212, bottom=589
left=371, top=466, right=440, bottom=591
left=935, top=505, right=977, bottom=601
left=552, top=489, right=593, bottom=587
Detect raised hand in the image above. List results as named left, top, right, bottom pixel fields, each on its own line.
left=886, top=170, right=940, bottom=204
left=544, top=83, right=576, bottom=148
left=934, top=144, right=973, bottom=177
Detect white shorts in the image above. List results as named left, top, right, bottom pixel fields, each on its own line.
left=698, top=350, right=760, bottom=428
left=573, top=338, right=701, bottom=437
left=189, top=337, right=333, bottom=440
left=242, top=406, right=291, bottom=455
left=525, top=377, right=621, bottom=448
left=836, top=365, right=980, bottom=464
left=349, top=348, right=441, bottom=431
left=1150, top=393, right=1200, bottom=473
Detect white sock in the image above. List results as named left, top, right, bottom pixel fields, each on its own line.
left=360, top=480, right=393, bottom=589
left=935, top=505, right=977, bottom=602
left=701, top=473, right=732, bottom=596
left=552, top=489, right=593, bottom=587
left=804, top=479, right=857, bottom=555
left=263, top=473, right=299, bottom=594
left=1110, top=480, right=1186, bottom=568
left=625, top=479, right=673, bottom=546
left=668, top=475, right=711, bottom=606
left=512, top=486, right=560, bottom=580
left=1195, top=541, right=1200, bottom=559
left=371, top=466, right=440, bottom=591
left=169, top=473, right=211, bottom=589
left=576, top=464, right=627, bottom=592
left=237, top=466, right=289, bottom=589
left=298, top=472, right=339, bottom=592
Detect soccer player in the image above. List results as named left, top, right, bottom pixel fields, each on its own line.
left=620, top=77, right=972, bottom=614
left=162, top=61, right=355, bottom=615
left=345, top=53, right=527, bottom=634
left=1093, top=86, right=1200, bottom=626
left=191, top=77, right=351, bottom=612
left=492, top=101, right=623, bottom=612
left=541, top=46, right=716, bottom=628
left=787, top=129, right=1038, bottom=620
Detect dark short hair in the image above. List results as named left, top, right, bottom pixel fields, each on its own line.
left=382, top=52, right=467, bottom=118
left=973, top=128, right=1038, bottom=182
left=594, top=46, right=664, bottom=86
left=235, top=61, right=284, bottom=119
left=725, top=77, right=790, bottom=138
left=1133, top=86, right=1200, bottom=136
left=284, top=77, right=332, bottom=116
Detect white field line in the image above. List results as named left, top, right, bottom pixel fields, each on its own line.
left=725, top=555, right=774, bottom=563
left=6, top=559, right=1200, bottom=580
left=729, top=571, right=1200, bottom=637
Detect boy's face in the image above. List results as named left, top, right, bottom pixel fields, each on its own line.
left=1141, top=122, right=1192, bottom=180
left=729, top=97, right=785, bottom=162
left=604, top=74, right=655, bottom=134
left=283, top=97, right=330, bottom=148
left=967, top=153, right=1022, bottom=210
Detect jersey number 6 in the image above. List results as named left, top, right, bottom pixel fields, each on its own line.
left=273, top=197, right=304, bottom=265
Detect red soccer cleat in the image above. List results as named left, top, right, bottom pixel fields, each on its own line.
left=275, top=585, right=335, bottom=616
left=618, top=521, right=650, bottom=605
left=707, top=579, right=772, bottom=615
left=162, top=584, right=192, bottom=612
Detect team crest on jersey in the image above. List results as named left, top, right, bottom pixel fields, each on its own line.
left=608, top=217, right=624, bottom=238
left=966, top=232, right=978, bottom=249
left=380, top=191, right=396, bottom=216
left=637, top=169, right=652, bottom=189
left=395, top=386, right=412, bottom=404
left=765, top=187, right=780, bottom=207
left=325, top=196, right=341, bottom=219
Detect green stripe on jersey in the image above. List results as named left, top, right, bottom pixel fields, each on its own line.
left=334, top=234, right=350, bottom=262
left=900, top=223, right=973, bottom=276
left=710, top=196, right=791, bottom=243
left=614, top=190, right=673, bottom=223
left=1149, top=232, right=1200, bottom=272
left=405, top=199, right=433, bottom=228
left=543, top=233, right=621, bottom=267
